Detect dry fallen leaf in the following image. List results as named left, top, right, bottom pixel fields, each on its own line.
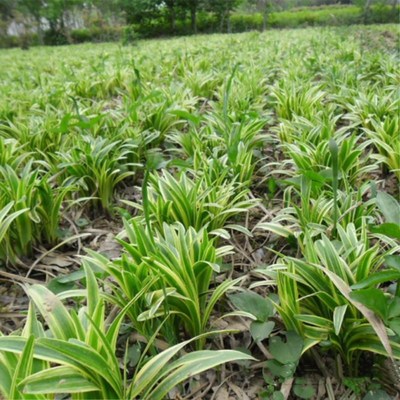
left=215, top=386, right=230, bottom=400
left=227, top=382, right=250, bottom=400
left=41, top=254, right=74, bottom=267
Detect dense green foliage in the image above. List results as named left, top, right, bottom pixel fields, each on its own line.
left=123, top=5, right=398, bottom=38
left=0, top=24, right=399, bottom=398
left=0, top=0, right=398, bottom=47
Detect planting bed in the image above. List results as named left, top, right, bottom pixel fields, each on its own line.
left=0, top=25, right=399, bottom=399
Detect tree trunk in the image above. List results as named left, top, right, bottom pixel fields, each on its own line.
left=167, top=0, right=176, bottom=33
left=363, top=0, right=372, bottom=23
left=364, top=0, right=372, bottom=10
left=170, top=7, right=176, bottom=32
left=60, top=12, right=65, bottom=32
left=49, top=20, right=57, bottom=35
left=35, top=16, right=43, bottom=45
left=258, top=0, right=267, bottom=31
left=190, top=6, right=197, bottom=34
left=262, top=12, right=267, bottom=31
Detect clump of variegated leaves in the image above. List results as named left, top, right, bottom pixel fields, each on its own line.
left=0, top=262, right=254, bottom=399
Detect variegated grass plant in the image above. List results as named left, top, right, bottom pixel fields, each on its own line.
left=143, top=169, right=256, bottom=233
left=59, top=135, right=140, bottom=213
left=0, top=263, right=253, bottom=399
left=256, top=221, right=400, bottom=375
left=0, top=162, right=72, bottom=265
left=85, top=220, right=239, bottom=348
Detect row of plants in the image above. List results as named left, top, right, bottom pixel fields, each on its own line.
left=0, top=24, right=399, bottom=398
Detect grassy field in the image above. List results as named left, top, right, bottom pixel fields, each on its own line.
left=0, top=25, right=399, bottom=399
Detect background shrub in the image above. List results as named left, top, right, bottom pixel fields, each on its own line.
left=0, top=4, right=398, bottom=48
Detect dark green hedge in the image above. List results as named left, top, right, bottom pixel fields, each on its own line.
left=70, top=26, right=123, bottom=44
left=267, top=5, right=399, bottom=28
